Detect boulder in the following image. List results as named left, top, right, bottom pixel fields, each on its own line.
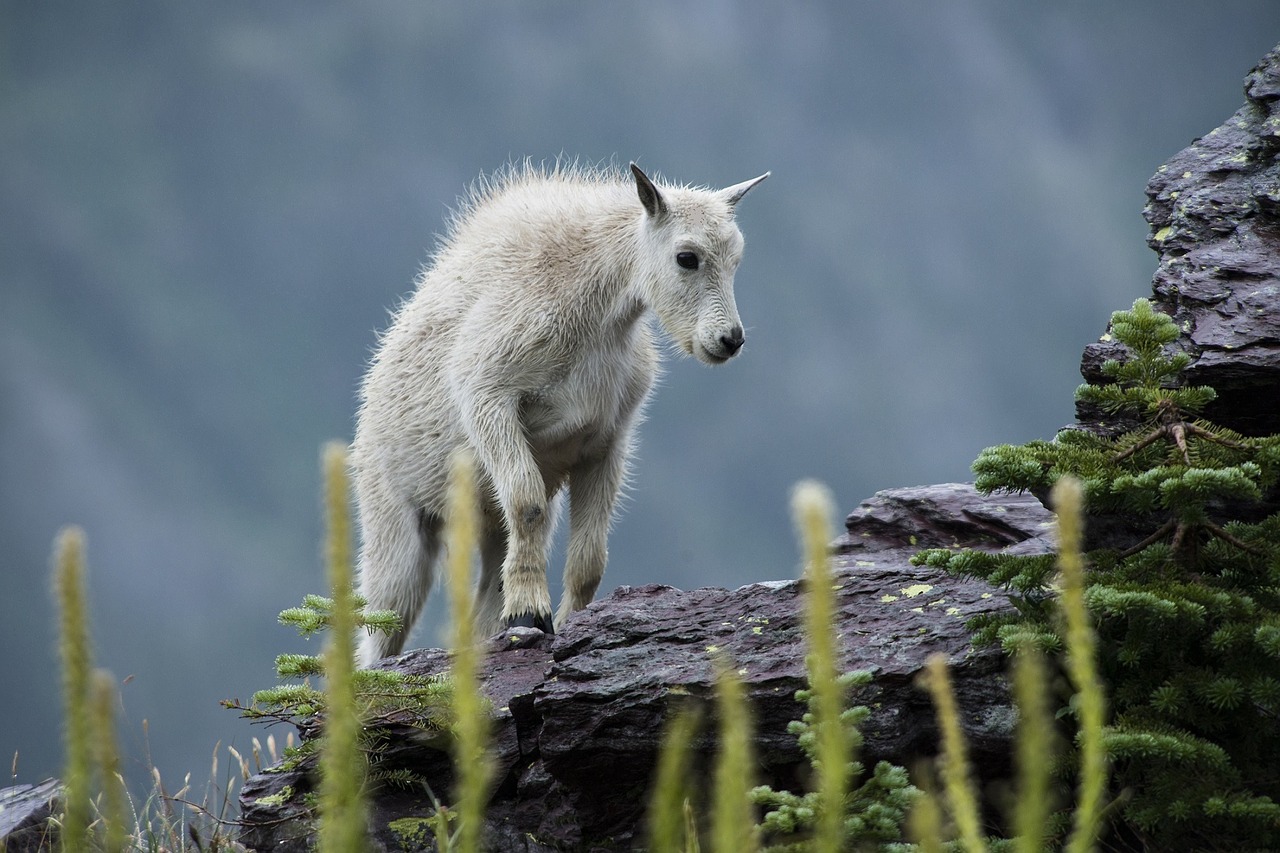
left=0, top=780, right=62, bottom=853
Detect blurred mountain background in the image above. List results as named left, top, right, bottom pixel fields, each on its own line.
left=4, top=1, right=1279, bottom=793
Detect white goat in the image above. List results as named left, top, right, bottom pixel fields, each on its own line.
left=352, top=162, right=768, bottom=665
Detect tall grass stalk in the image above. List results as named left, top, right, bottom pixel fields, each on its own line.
left=710, top=657, right=757, bottom=853
left=791, top=480, right=847, bottom=853
left=1011, top=647, right=1052, bottom=853
left=53, top=525, right=93, bottom=853
left=682, top=799, right=702, bottom=853
left=90, top=670, right=129, bottom=853
left=1053, top=476, right=1108, bottom=853
left=920, top=654, right=987, bottom=853
left=444, top=450, right=491, bottom=853
left=647, top=707, right=701, bottom=853
left=316, top=442, right=368, bottom=853
left=908, top=770, right=946, bottom=853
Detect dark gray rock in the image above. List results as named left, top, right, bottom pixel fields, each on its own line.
left=237, top=483, right=1049, bottom=852
left=0, top=779, right=61, bottom=853
left=1079, top=44, right=1280, bottom=438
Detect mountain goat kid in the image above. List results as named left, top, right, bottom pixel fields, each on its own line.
left=352, top=162, right=768, bottom=665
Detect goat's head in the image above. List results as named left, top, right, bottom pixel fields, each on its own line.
left=631, top=163, right=768, bottom=365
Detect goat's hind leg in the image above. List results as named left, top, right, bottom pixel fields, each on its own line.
left=473, top=522, right=509, bottom=637
left=357, top=500, right=441, bottom=667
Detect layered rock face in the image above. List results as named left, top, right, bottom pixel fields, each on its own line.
left=1080, top=44, right=1280, bottom=438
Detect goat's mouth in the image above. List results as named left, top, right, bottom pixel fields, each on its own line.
left=693, top=341, right=734, bottom=365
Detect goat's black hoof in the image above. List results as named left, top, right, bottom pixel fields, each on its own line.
left=505, top=611, right=555, bottom=635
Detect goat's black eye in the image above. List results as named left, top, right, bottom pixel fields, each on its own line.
left=676, top=251, right=699, bottom=270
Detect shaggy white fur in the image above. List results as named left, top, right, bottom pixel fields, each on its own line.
left=352, top=161, right=767, bottom=665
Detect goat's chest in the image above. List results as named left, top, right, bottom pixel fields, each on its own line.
left=520, top=345, right=641, bottom=471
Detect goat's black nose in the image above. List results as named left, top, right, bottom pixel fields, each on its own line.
left=719, top=326, right=745, bottom=355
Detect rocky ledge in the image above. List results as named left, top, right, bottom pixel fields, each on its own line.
left=237, top=485, right=1050, bottom=852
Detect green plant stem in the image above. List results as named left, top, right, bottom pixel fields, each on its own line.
left=1054, top=476, right=1108, bottom=853
left=647, top=707, right=700, bottom=853
left=908, top=770, right=946, bottom=853
left=920, top=654, right=987, bottom=853
left=792, top=480, right=847, bottom=853
left=445, top=450, right=491, bottom=853
left=53, top=525, right=92, bottom=853
left=1012, top=648, right=1052, bottom=853
left=91, top=670, right=129, bottom=853
left=712, top=656, right=758, bottom=853
left=317, top=442, right=368, bottom=853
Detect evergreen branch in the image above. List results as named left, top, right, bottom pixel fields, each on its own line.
left=1111, top=425, right=1175, bottom=467
left=1171, top=422, right=1191, bottom=465
left=219, top=699, right=311, bottom=729
left=1185, top=422, right=1252, bottom=453
left=1118, top=518, right=1177, bottom=560
left=1203, top=520, right=1266, bottom=557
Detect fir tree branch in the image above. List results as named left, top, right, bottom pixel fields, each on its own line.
left=1111, top=425, right=1174, bottom=466
left=1171, top=422, right=1191, bottom=465
left=1185, top=423, right=1251, bottom=453
left=1118, top=518, right=1177, bottom=560
left=1203, top=521, right=1265, bottom=556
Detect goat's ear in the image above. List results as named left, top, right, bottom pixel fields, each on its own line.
left=720, top=172, right=770, bottom=207
left=630, top=163, right=668, bottom=220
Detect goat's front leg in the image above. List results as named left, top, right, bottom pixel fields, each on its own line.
left=458, top=392, right=555, bottom=632
left=557, top=441, right=627, bottom=628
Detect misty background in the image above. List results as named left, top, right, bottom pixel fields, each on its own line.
left=4, top=2, right=1279, bottom=793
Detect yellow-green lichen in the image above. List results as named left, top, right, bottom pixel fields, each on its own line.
left=901, top=583, right=934, bottom=598
left=389, top=815, right=442, bottom=849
